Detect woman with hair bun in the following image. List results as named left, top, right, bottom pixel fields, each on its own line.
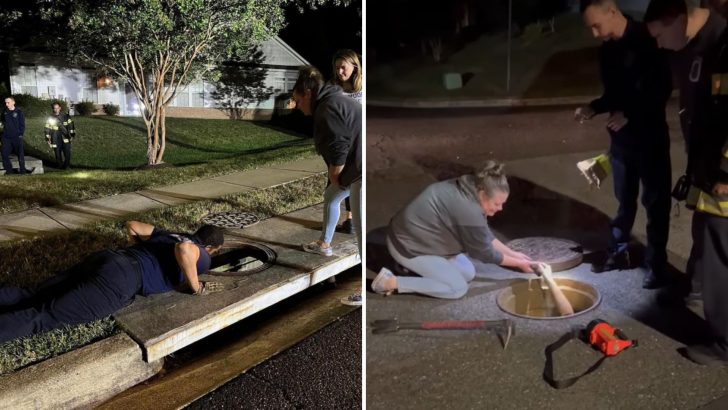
left=372, top=161, right=535, bottom=299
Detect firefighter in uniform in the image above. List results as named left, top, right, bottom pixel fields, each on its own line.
left=576, top=0, right=673, bottom=289
left=646, top=0, right=728, bottom=364
left=44, top=102, right=75, bottom=169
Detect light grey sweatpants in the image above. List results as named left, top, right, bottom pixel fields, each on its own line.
left=387, top=237, right=475, bottom=299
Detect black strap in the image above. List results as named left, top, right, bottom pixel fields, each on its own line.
left=542, top=328, right=609, bottom=389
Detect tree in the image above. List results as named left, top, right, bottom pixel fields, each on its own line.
left=210, top=47, right=275, bottom=120
left=34, top=0, right=349, bottom=165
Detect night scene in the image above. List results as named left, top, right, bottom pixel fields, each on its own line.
left=366, top=0, right=728, bottom=409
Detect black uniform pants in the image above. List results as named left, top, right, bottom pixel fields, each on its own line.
left=53, top=137, right=71, bottom=169
left=1, top=137, right=26, bottom=174
left=0, top=250, right=141, bottom=343
left=689, top=212, right=728, bottom=342
left=608, top=128, right=672, bottom=273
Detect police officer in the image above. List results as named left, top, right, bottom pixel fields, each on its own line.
left=0, top=221, right=226, bottom=343
left=44, top=102, right=76, bottom=169
left=575, top=0, right=673, bottom=289
left=646, top=0, right=728, bottom=365
left=1, top=96, right=27, bottom=175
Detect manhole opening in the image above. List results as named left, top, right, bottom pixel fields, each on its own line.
left=209, top=243, right=277, bottom=276
left=202, top=211, right=260, bottom=229
left=497, top=278, right=600, bottom=320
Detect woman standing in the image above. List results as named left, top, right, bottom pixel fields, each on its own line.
left=372, top=162, right=534, bottom=299
left=329, top=49, right=363, bottom=234
left=292, top=66, right=362, bottom=305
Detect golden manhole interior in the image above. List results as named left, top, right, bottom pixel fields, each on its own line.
left=497, top=278, right=601, bottom=320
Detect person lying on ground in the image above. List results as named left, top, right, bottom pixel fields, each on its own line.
left=0, top=221, right=225, bottom=344
left=371, top=161, right=535, bottom=299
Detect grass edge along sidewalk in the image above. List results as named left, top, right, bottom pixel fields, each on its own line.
left=0, top=173, right=327, bottom=375
left=0, top=115, right=317, bottom=215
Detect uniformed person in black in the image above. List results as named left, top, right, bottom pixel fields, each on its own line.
left=44, top=102, right=75, bottom=169
left=646, top=0, right=728, bottom=365
left=576, top=0, right=673, bottom=289
left=0, top=221, right=226, bottom=344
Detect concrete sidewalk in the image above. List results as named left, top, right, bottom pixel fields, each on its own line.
left=0, top=156, right=326, bottom=242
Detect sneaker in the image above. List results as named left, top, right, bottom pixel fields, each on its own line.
left=371, top=267, right=395, bottom=296
left=338, top=219, right=355, bottom=234
left=302, top=242, right=333, bottom=257
left=591, top=251, right=630, bottom=273
left=682, top=341, right=728, bottom=365
left=642, top=269, right=670, bottom=289
left=341, top=294, right=362, bottom=306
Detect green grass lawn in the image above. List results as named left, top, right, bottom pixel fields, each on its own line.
left=0, top=174, right=326, bottom=375
left=369, top=12, right=608, bottom=100
left=0, top=116, right=316, bottom=214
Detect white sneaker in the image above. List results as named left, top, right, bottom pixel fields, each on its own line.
left=340, top=294, right=362, bottom=306
left=371, top=267, right=395, bottom=296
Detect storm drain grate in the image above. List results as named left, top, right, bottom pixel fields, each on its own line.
left=202, top=211, right=260, bottom=229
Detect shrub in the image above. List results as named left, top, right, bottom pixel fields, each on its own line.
left=102, top=103, right=119, bottom=116
left=74, top=101, right=96, bottom=116
left=10, top=94, right=69, bottom=117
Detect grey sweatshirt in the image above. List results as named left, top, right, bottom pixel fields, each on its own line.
left=313, top=84, right=362, bottom=186
left=388, top=175, right=504, bottom=264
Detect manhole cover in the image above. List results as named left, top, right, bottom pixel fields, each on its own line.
left=506, top=237, right=583, bottom=272
left=497, top=278, right=601, bottom=320
left=202, top=211, right=260, bottom=229
left=208, top=243, right=276, bottom=276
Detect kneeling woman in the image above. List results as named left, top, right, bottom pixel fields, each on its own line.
left=372, top=161, right=534, bottom=299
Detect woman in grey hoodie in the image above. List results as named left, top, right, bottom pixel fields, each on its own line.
left=372, top=161, right=534, bottom=299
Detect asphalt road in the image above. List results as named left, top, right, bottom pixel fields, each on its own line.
left=188, top=293, right=362, bottom=410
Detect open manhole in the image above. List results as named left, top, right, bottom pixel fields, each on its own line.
left=202, top=211, right=260, bottom=229
left=506, top=237, right=583, bottom=272
left=497, top=278, right=601, bottom=320
left=208, top=243, right=276, bottom=276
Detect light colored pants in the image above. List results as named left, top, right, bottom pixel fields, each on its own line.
left=351, top=179, right=362, bottom=256
left=321, top=182, right=350, bottom=244
left=387, top=237, right=475, bottom=299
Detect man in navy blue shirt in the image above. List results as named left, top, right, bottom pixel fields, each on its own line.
left=576, top=0, right=673, bottom=289
left=1, top=96, right=27, bottom=175
left=0, top=221, right=225, bottom=343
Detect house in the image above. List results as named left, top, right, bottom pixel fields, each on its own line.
left=7, top=36, right=308, bottom=120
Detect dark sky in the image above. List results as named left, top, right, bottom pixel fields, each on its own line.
left=278, top=0, right=362, bottom=80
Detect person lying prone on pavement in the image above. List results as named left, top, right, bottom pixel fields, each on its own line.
left=0, top=220, right=226, bottom=344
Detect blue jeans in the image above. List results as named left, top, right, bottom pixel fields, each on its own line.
left=321, top=182, right=350, bottom=244
left=351, top=179, right=362, bottom=256
left=608, top=127, right=671, bottom=272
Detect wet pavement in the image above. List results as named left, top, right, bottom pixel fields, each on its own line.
left=366, top=105, right=728, bottom=410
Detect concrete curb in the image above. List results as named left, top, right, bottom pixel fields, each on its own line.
left=367, top=95, right=597, bottom=109
left=0, top=334, right=163, bottom=410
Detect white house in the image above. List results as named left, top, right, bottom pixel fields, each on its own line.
left=8, top=36, right=308, bottom=119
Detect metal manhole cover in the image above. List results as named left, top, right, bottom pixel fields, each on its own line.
left=202, top=211, right=260, bottom=229
left=506, top=237, right=583, bottom=272
left=209, top=243, right=277, bottom=276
